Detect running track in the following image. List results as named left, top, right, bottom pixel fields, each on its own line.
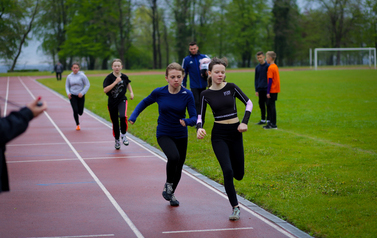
left=0, top=76, right=312, bottom=238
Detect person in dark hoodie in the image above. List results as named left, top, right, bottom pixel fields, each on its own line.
left=1, top=97, right=47, bottom=193
left=182, top=42, right=210, bottom=114
left=254, top=51, right=270, bottom=125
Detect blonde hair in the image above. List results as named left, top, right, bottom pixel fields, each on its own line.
left=165, top=62, right=185, bottom=77
left=207, top=57, right=228, bottom=88
left=266, top=51, right=276, bottom=60
left=112, top=59, right=123, bottom=66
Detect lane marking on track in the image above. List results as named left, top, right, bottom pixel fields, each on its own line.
left=27, top=234, right=114, bottom=238
left=19, top=77, right=144, bottom=238
left=3, top=76, right=9, bottom=117
left=31, top=77, right=296, bottom=238
left=162, top=227, right=254, bottom=234
left=7, top=155, right=159, bottom=164
left=8, top=141, right=115, bottom=146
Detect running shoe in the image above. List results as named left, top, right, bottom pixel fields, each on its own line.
left=256, top=120, right=266, bottom=125
left=229, top=206, right=240, bottom=221
left=121, top=134, right=129, bottom=146
left=263, top=124, right=278, bottom=129
left=162, top=182, right=173, bottom=201
left=76, top=125, right=81, bottom=131
left=170, top=194, right=180, bottom=206
left=115, top=139, right=121, bottom=150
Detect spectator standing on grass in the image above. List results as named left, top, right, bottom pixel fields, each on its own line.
left=0, top=98, right=47, bottom=193
left=129, top=63, right=196, bottom=207
left=65, top=62, right=90, bottom=131
left=254, top=51, right=270, bottom=125
left=263, top=51, right=280, bottom=129
left=54, top=62, right=64, bottom=81
left=103, top=59, right=134, bottom=150
left=182, top=42, right=210, bottom=114
left=196, top=57, right=253, bottom=221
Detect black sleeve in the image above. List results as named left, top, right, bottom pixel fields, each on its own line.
left=233, top=83, right=250, bottom=105
left=196, top=91, right=207, bottom=129
left=233, top=83, right=251, bottom=124
left=0, top=107, right=34, bottom=145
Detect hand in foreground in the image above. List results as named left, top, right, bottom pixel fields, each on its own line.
left=68, top=93, right=72, bottom=99
left=130, top=92, right=134, bottom=100
left=128, top=120, right=134, bottom=125
left=197, top=128, right=206, bottom=139
left=26, top=97, right=47, bottom=118
left=78, top=93, right=83, bottom=98
left=180, top=119, right=186, bottom=127
left=267, top=93, right=271, bottom=99
left=237, top=123, right=248, bottom=133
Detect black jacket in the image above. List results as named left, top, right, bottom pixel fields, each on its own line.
left=0, top=107, right=34, bottom=193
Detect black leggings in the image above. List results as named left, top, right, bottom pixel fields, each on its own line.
left=108, top=99, right=128, bottom=140
left=258, top=90, right=269, bottom=121
left=191, top=88, right=206, bottom=115
left=211, top=122, right=244, bottom=207
left=267, top=93, right=278, bottom=125
left=157, top=136, right=188, bottom=193
left=70, top=95, right=85, bottom=125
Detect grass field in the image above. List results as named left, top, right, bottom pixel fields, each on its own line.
left=37, top=68, right=377, bottom=238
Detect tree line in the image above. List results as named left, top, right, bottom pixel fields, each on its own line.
left=1, top=0, right=376, bottom=71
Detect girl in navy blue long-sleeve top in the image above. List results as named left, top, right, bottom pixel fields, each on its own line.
left=129, top=62, right=197, bottom=206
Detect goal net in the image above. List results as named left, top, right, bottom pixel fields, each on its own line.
left=313, top=48, right=376, bottom=70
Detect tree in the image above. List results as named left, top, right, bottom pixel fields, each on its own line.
left=0, top=0, right=40, bottom=72
left=0, top=0, right=20, bottom=61
left=59, top=0, right=113, bottom=70
left=35, top=0, right=70, bottom=69
left=168, top=0, right=192, bottom=62
left=310, top=0, right=364, bottom=65
left=226, top=0, right=270, bottom=67
left=272, top=0, right=301, bottom=66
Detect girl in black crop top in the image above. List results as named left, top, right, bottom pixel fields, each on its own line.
left=196, top=57, right=253, bottom=221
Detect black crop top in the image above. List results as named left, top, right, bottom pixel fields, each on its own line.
left=197, top=83, right=252, bottom=128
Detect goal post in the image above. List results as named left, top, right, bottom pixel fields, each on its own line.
left=314, top=47, right=376, bottom=70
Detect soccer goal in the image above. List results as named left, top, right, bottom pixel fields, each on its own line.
left=313, top=48, right=376, bottom=70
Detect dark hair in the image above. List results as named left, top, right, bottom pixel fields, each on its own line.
left=207, top=57, right=228, bottom=88
left=165, top=62, right=185, bottom=78
left=72, top=62, right=80, bottom=68
left=256, top=51, right=264, bottom=56
left=112, top=58, right=122, bottom=66
left=189, top=41, right=197, bottom=46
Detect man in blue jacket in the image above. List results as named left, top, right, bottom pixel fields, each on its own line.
left=182, top=42, right=210, bottom=114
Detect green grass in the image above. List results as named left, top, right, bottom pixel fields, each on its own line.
left=37, top=69, right=377, bottom=238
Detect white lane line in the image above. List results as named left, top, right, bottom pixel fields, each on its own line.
left=27, top=234, right=114, bottom=238
left=20, top=77, right=144, bottom=238
left=3, top=76, right=9, bottom=117
left=8, top=141, right=118, bottom=147
left=162, top=227, right=253, bottom=234
left=31, top=77, right=295, bottom=237
left=7, top=155, right=158, bottom=164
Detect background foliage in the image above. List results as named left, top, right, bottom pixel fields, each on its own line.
left=1, top=0, right=376, bottom=71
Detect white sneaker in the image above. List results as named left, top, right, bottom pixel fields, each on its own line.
left=121, top=134, right=129, bottom=146
left=115, top=139, right=121, bottom=150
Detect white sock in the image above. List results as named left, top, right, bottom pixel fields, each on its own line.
left=121, top=133, right=126, bottom=138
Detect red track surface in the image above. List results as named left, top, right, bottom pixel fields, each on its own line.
left=0, top=76, right=311, bottom=238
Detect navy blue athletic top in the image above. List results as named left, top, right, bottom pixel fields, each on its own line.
left=254, top=62, right=269, bottom=92
left=129, top=85, right=197, bottom=139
